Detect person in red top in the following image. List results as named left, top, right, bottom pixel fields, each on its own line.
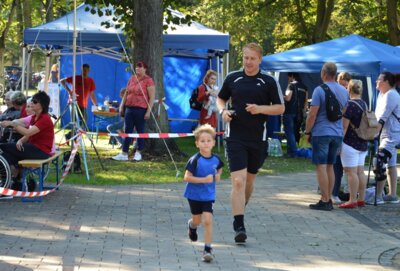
left=61, top=63, right=98, bottom=120
left=197, top=70, right=218, bottom=128
left=112, top=61, right=155, bottom=161
left=0, top=91, right=54, bottom=180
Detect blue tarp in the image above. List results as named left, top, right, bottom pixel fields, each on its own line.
left=59, top=55, right=209, bottom=132
left=24, top=4, right=229, bottom=132
left=24, top=4, right=229, bottom=56
left=261, top=34, right=400, bottom=136
left=261, top=34, right=400, bottom=75
left=262, top=34, right=400, bottom=112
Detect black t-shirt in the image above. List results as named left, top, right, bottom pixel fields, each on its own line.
left=218, top=70, right=284, bottom=141
left=284, top=80, right=307, bottom=115
left=343, top=99, right=368, bottom=151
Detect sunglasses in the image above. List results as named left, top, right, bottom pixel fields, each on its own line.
left=31, top=99, right=39, bottom=104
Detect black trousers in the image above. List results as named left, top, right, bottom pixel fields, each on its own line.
left=0, top=143, right=50, bottom=167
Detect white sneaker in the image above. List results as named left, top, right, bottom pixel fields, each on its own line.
left=366, top=197, right=384, bottom=205
left=133, top=151, right=142, bottom=161
left=331, top=196, right=341, bottom=204
left=112, top=153, right=128, bottom=161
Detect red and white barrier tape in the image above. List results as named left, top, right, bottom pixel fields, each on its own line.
left=0, top=134, right=81, bottom=198
left=82, top=131, right=224, bottom=138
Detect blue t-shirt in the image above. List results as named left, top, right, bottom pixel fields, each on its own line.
left=310, top=82, right=349, bottom=136
left=184, top=152, right=224, bottom=201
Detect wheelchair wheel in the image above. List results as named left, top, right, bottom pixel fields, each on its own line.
left=0, top=155, right=11, bottom=189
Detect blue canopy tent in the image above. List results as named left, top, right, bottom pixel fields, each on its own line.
left=261, top=34, right=400, bottom=104
left=261, top=34, right=400, bottom=137
left=23, top=4, right=229, bottom=132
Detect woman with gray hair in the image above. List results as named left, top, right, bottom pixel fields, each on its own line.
left=0, top=91, right=20, bottom=121
left=339, top=79, right=368, bottom=208
left=10, top=91, right=27, bottom=118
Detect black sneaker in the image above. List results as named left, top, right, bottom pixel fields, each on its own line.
left=309, top=200, right=332, bottom=211
left=234, top=226, right=247, bottom=243
left=187, top=220, right=198, bottom=242
left=327, top=199, right=334, bottom=210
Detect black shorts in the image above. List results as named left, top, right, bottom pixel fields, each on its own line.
left=226, top=140, right=268, bottom=174
left=188, top=199, right=214, bottom=215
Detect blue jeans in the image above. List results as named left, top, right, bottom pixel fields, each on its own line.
left=311, top=136, right=342, bottom=165
left=107, top=120, right=124, bottom=145
left=283, top=114, right=297, bottom=157
left=122, top=107, right=146, bottom=152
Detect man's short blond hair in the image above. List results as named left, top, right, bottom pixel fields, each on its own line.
left=193, top=124, right=216, bottom=141
left=243, top=43, right=263, bottom=57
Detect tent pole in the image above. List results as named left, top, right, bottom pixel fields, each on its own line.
left=22, top=47, right=26, bottom=94
left=216, top=54, right=221, bottom=150
left=44, top=54, right=50, bottom=93
left=366, top=76, right=373, bottom=110
left=226, top=52, right=229, bottom=75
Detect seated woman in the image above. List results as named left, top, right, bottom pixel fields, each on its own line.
left=10, top=91, right=27, bottom=118
left=0, top=91, right=54, bottom=179
left=0, top=91, right=20, bottom=121
left=1, top=91, right=28, bottom=143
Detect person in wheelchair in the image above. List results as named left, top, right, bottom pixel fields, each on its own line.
left=0, top=91, right=27, bottom=143
left=0, top=91, right=54, bottom=182
left=0, top=91, right=20, bottom=120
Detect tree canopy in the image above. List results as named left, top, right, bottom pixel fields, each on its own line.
left=1, top=0, right=399, bottom=72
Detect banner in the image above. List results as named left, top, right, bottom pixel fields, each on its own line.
left=38, top=82, right=60, bottom=117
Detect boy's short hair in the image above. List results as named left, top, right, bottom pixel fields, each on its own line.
left=193, top=124, right=216, bottom=141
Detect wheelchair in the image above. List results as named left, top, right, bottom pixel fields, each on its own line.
left=0, top=127, right=50, bottom=192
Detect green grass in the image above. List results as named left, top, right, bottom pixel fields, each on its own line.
left=50, top=134, right=315, bottom=186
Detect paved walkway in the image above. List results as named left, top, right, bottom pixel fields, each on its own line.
left=0, top=172, right=399, bottom=271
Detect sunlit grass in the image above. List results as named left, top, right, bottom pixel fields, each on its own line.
left=49, top=132, right=315, bottom=185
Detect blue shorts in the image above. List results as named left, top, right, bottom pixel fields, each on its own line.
left=226, top=140, right=268, bottom=174
left=311, top=136, right=342, bottom=165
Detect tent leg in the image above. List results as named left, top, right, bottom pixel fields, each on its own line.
left=22, top=47, right=26, bottom=94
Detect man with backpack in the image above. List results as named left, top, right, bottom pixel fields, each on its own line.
left=304, top=62, right=349, bottom=211
left=283, top=72, right=308, bottom=157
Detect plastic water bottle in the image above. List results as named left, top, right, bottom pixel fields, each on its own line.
left=270, top=141, right=276, bottom=157
left=104, top=96, right=110, bottom=111
left=104, top=96, right=110, bottom=106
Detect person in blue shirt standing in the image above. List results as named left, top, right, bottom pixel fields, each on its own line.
left=184, top=124, right=224, bottom=262
left=305, top=62, right=349, bottom=211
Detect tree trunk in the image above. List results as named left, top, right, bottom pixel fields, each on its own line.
left=44, top=0, right=54, bottom=22
left=0, top=0, right=18, bottom=89
left=22, top=0, right=32, bottom=88
left=312, top=0, right=334, bottom=43
left=387, top=0, right=400, bottom=45
left=294, top=0, right=311, bottom=44
left=131, top=0, right=181, bottom=157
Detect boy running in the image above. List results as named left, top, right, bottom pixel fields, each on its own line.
left=184, top=124, right=224, bottom=262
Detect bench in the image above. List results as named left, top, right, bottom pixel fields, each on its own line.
left=18, top=150, right=63, bottom=202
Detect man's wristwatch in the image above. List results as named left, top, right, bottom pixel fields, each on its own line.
left=219, top=108, right=226, bottom=115
left=304, top=131, right=311, bottom=135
